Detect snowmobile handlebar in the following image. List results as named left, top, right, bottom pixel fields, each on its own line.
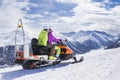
left=55, top=39, right=67, bottom=46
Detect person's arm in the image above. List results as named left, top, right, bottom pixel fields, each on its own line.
left=51, top=32, right=61, bottom=42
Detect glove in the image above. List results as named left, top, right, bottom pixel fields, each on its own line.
left=57, top=39, right=61, bottom=43
left=59, top=39, right=62, bottom=42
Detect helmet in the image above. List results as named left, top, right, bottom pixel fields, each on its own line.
left=49, top=26, right=53, bottom=32
left=43, top=26, right=48, bottom=30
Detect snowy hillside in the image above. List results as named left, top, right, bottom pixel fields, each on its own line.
left=0, top=30, right=36, bottom=46
left=107, top=36, right=120, bottom=49
left=0, top=30, right=63, bottom=46
left=0, top=48, right=120, bottom=80
left=62, top=30, right=117, bottom=53
left=62, top=30, right=115, bottom=46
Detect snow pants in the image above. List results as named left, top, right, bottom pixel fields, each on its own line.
left=48, top=44, right=61, bottom=56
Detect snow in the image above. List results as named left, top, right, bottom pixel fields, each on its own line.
left=0, top=48, right=120, bottom=80
left=67, top=30, right=115, bottom=48
left=0, top=30, right=35, bottom=46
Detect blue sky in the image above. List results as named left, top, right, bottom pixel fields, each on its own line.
left=0, top=0, right=120, bottom=34
left=92, top=0, right=120, bottom=9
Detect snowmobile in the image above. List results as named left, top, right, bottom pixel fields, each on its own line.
left=15, top=19, right=84, bottom=69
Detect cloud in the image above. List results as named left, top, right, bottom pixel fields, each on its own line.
left=52, top=0, right=120, bottom=34
left=0, top=0, right=120, bottom=35
left=0, top=0, right=29, bottom=33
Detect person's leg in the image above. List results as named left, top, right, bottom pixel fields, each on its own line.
left=55, top=46, right=61, bottom=57
left=48, top=44, right=56, bottom=60
left=50, top=45, right=55, bottom=56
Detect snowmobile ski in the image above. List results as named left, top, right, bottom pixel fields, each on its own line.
left=72, top=56, right=84, bottom=64
left=36, top=60, right=61, bottom=68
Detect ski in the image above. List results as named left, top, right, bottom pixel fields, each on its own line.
left=72, top=56, right=84, bottom=64
left=36, top=60, right=61, bottom=69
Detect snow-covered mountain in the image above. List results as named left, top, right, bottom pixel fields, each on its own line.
left=62, top=30, right=117, bottom=53
left=62, top=30, right=115, bottom=46
left=0, top=30, right=117, bottom=48
left=106, top=35, right=120, bottom=49
left=0, top=30, right=36, bottom=46
left=0, top=48, right=120, bottom=80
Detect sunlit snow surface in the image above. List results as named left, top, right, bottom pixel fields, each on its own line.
left=0, top=48, right=120, bottom=80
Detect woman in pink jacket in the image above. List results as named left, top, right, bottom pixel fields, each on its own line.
left=48, top=28, right=61, bottom=60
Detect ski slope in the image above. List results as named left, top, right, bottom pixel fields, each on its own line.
left=0, top=48, right=120, bottom=80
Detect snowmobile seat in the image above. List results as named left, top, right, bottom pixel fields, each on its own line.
left=31, top=38, right=48, bottom=55
left=38, top=46, right=48, bottom=55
